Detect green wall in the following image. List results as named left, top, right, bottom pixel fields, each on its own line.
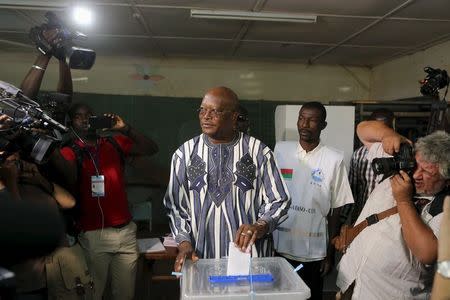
left=71, top=93, right=301, bottom=226
left=73, top=92, right=290, bottom=168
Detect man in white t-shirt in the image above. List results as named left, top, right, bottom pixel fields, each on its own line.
left=273, top=102, right=354, bottom=300
left=336, top=122, right=450, bottom=299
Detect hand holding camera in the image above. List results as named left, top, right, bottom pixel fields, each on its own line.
left=106, top=113, right=128, bottom=132
left=88, top=114, right=128, bottom=132
left=381, top=132, right=412, bottom=155
left=390, top=170, right=414, bottom=204
left=29, top=11, right=96, bottom=69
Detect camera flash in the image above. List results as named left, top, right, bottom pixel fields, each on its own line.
left=72, top=7, right=93, bottom=26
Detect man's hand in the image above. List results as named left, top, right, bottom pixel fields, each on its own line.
left=174, top=241, right=199, bottom=273
left=104, top=113, right=127, bottom=132
left=381, top=132, right=411, bottom=155
left=234, top=221, right=269, bottom=253
left=42, top=29, right=62, bottom=48
left=0, top=114, right=13, bottom=130
left=390, top=170, right=414, bottom=204
left=320, top=255, right=335, bottom=277
left=0, top=159, right=20, bottom=184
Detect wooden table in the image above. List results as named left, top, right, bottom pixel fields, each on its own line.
left=136, top=245, right=180, bottom=300
left=144, top=246, right=178, bottom=281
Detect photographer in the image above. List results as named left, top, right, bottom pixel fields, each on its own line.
left=15, top=27, right=78, bottom=192
left=60, top=102, right=158, bottom=300
left=0, top=113, right=76, bottom=298
left=335, top=121, right=449, bottom=299
left=20, top=28, right=73, bottom=102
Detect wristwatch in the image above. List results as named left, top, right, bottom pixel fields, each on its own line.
left=437, top=260, right=450, bottom=279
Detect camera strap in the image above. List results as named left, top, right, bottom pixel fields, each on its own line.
left=332, top=206, right=398, bottom=253
left=69, top=136, right=125, bottom=175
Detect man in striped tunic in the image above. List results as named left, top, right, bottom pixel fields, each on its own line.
left=164, top=86, right=290, bottom=272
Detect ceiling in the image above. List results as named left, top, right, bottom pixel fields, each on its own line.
left=0, top=0, right=449, bottom=67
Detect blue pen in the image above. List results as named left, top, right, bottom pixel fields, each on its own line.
left=294, top=263, right=304, bottom=272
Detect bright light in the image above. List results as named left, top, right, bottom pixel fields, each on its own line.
left=72, top=7, right=93, bottom=26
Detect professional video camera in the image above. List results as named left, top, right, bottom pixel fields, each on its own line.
left=420, top=67, right=449, bottom=98
left=29, top=11, right=96, bottom=70
left=0, top=80, right=68, bottom=164
left=372, top=143, right=416, bottom=182
left=39, top=92, right=71, bottom=125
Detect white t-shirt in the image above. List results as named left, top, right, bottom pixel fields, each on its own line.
left=336, top=143, right=443, bottom=299
left=273, top=141, right=354, bottom=261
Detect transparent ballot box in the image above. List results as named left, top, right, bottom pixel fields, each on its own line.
left=181, top=257, right=310, bottom=300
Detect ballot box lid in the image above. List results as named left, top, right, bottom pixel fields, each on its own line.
left=181, top=257, right=310, bottom=300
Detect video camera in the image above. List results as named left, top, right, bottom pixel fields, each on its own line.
left=372, top=143, right=416, bottom=182
left=420, top=67, right=449, bottom=98
left=29, top=11, right=96, bottom=70
left=39, top=92, right=72, bottom=125
left=0, top=80, right=68, bottom=164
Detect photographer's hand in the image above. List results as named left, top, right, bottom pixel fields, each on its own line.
left=381, top=133, right=412, bottom=155
left=104, top=113, right=127, bottom=131
left=391, top=170, right=438, bottom=265
left=19, top=160, right=54, bottom=195
left=0, top=114, right=13, bottom=130
left=0, top=157, right=21, bottom=200
left=103, top=113, right=159, bottom=156
left=390, top=170, right=414, bottom=204
left=42, top=28, right=61, bottom=48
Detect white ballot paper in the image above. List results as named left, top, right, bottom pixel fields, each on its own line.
left=137, top=238, right=165, bottom=253
left=226, top=242, right=250, bottom=275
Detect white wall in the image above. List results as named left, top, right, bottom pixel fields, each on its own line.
left=275, top=105, right=355, bottom=167
left=371, top=40, right=450, bottom=101
left=0, top=52, right=370, bottom=102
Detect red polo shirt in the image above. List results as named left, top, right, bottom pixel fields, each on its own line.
left=60, top=135, right=133, bottom=231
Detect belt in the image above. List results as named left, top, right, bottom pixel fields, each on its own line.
left=111, top=221, right=130, bottom=229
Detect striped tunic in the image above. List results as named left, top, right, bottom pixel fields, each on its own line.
left=164, top=133, right=291, bottom=259
left=348, top=145, right=377, bottom=223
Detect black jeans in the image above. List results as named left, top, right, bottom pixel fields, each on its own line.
left=277, top=253, right=324, bottom=300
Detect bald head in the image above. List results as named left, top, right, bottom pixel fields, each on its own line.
left=204, top=87, right=239, bottom=111
left=199, top=86, right=240, bottom=144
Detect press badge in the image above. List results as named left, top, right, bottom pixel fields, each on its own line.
left=91, top=175, right=105, bottom=197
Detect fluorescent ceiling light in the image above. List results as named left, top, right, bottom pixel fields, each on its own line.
left=191, top=9, right=317, bottom=23
left=72, top=6, right=93, bottom=26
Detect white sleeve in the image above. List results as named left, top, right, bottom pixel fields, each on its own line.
left=331, top=159, right=355, bottom=208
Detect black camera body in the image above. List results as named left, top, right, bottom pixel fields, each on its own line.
left=29, top=12, right=96, bottom=70
left=88, top=115, right=114, bottom=130
left=0, top=129, right=58, bottom=165
left=372, top=143, right=416, bottom=182
left=420, top=67, right=450, bottom=98
left=39, top=92, right=72, bottom=125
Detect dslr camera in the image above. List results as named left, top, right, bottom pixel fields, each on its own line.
left=420, top=67, right=450, bottom=98
left=372, top=143, right=416, bottom=182
left=0, top=81, right=68, bottom=164
left=29, top=11, right=96, bottom=70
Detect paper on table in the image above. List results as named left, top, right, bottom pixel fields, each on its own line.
left=226, top=242, right=250, bottom=275
left=137, top=238, right=165, bottom=253
left=163, top=235, right=177, bottom=247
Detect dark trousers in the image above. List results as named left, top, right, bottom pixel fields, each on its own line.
left=279, top=254, right=324, bottom=300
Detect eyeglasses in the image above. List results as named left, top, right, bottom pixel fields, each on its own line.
left=197, top=107, right=234, bottom=118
